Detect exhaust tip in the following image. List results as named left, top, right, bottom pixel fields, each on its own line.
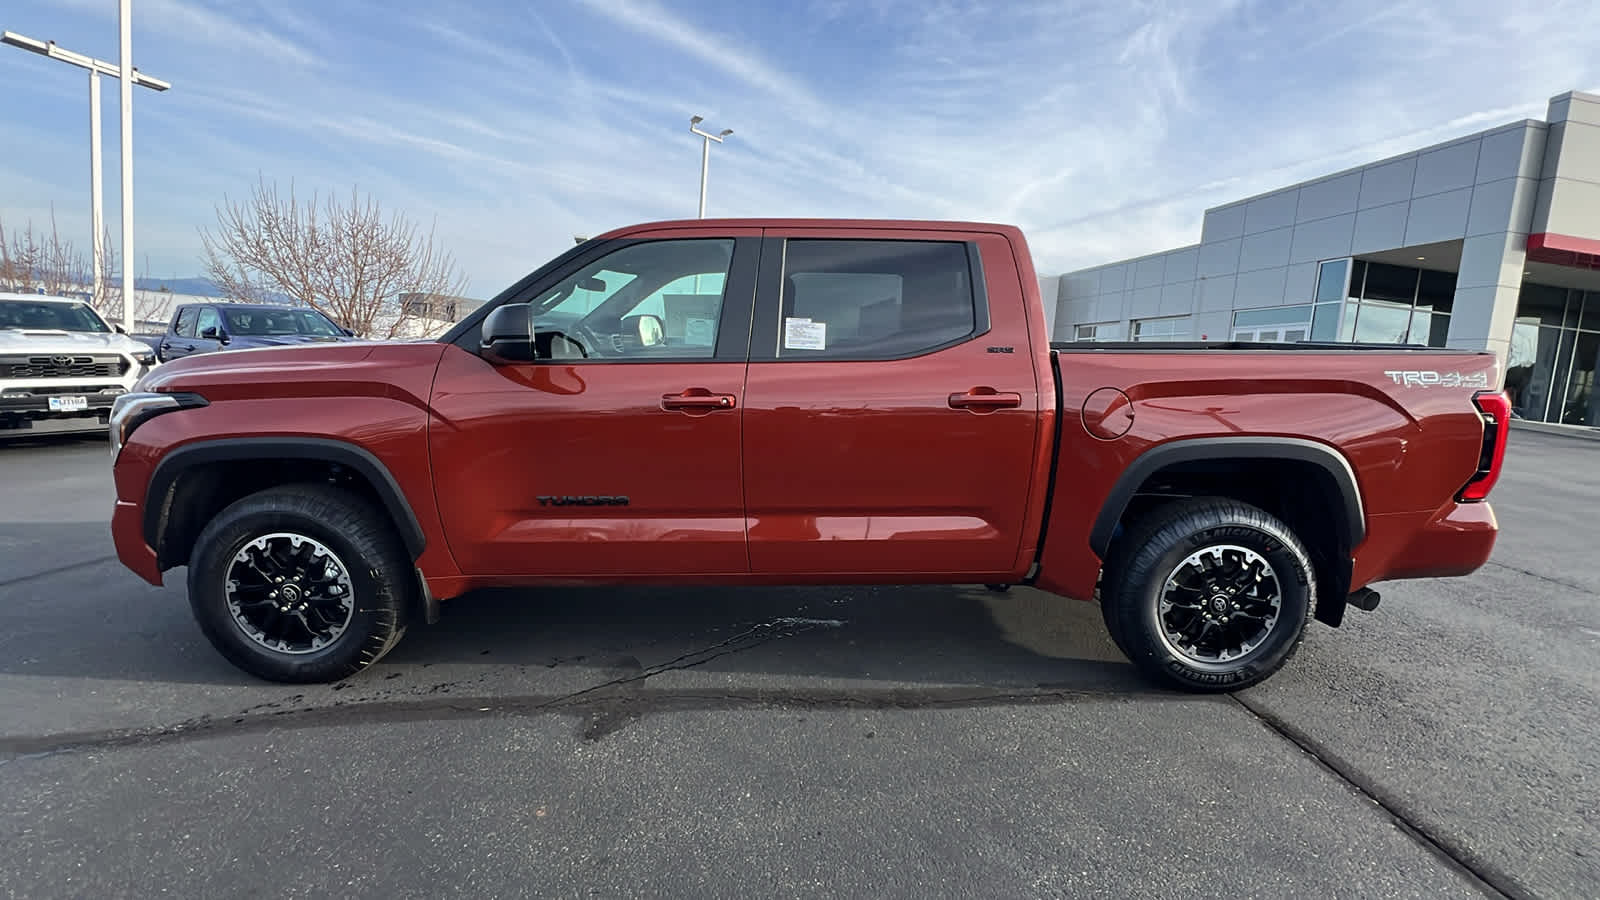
left=1348, top=587, right=1381, bottom=612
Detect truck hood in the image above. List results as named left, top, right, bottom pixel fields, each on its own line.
left=136, top=339, right=449, bottom=402
left=143, top=340, right=378, bottom=383
left=230, top=334, right=357, bottom=347
left=0, top=328, right=148, bottom=356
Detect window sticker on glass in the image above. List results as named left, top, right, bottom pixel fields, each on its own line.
left=683, top=316, right=716, bottom=347
left=784, top=317, right=827, bottom=350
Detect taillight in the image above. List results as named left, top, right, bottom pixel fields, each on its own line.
left=1457, top=389, right=1510, bottom=502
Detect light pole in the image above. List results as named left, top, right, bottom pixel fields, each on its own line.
left=118, top=0, right=133, bottom=332
left=689, top=115, right=732, bottom=219
left=1, top=28, right=169, bottom=327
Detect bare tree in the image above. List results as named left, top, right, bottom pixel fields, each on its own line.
left=0, top=208, right=89, bottom=299
left=0, top=208, right=88, bottom=297
left=199, top=176, right=469, bottom=338
left=1, top=210, right=170, bottom=329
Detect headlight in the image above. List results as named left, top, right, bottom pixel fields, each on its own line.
left=132, top=349, right=158, bottom=366
left=109, top=391, right=208, bottom=461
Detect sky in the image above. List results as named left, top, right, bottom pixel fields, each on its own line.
left=3, top=0, right=1599, bottom=299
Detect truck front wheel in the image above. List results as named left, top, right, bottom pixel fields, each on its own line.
left=1101, top=498, right=1313, bottom=692
left=187, top=484, right=412, bottom=683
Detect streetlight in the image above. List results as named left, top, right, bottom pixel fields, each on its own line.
left=689, top=115, right=732, bottom=219
left=2, top=26, right=169, bottom=329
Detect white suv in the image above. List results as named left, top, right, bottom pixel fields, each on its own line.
left=0, top=292, right=159, bottom=436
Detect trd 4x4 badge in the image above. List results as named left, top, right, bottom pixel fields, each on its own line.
left=1383, top=370, right=1491, bottom=388
left=536, top=495, right=630, bottom=507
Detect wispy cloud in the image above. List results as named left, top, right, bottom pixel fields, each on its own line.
left=2, top=0, right=1599, bottom=289
left=49, top=0, right=319, bottom=68
left=572, top=0, right=829, bottom=121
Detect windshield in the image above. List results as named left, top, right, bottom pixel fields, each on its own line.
left=0, top=299, right=112, bottom=333
left=222, top=307, right=344, bottom=336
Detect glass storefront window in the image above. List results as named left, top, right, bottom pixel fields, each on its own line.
left=1578, top=292, right=1600, bottom=333
left=1506, top=322, right=1563, bottom=421
left=1347, top=261, right=1367, bottom=299
left=1363, top=262, right=1420, bottom=304
left=1406, top=309, right=1433, bottom=346
left=1316, top=260, right=1349, bottom=303
left=1311, top=301, right=1341, bottom=340
left=1510, top=283, right=1600, bottom=425
left=1233, top=305, right=1312, bottom=329
left=1336, top=259, right=1454, bottom=346
left=1558, top=331, right=1599, bottom=426
left=1131, top=316, right=1191, bottom=341
left=1518, top=283, right=1568, bottom=326
left=1353, top=298, right=1413, bottom=343
left=1417, top=269, right=1456, bottom=314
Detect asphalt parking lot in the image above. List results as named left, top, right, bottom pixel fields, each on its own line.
left=1, top=429, right=1595, bottom=899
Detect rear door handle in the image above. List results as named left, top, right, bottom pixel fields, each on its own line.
left=662, top=388, right=737, bottom=412
left=948, top=388, right=1021, bottom=411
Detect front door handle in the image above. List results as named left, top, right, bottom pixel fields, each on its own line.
left=948, top=387, right=1021, bottom=411
left=662, top=388, right=737, bottom=412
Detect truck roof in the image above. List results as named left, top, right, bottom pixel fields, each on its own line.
left=171, top=299, right=318, bottom=310
left=590, top=217, right=1029, bottom=241
left=0, top=292, right=88, bottom=304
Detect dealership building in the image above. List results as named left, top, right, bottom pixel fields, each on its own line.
left=1042, top=90, right=1600, bottom=429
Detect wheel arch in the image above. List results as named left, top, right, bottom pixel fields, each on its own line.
left=1090, top=436, right=1366, bottom=628
left=144, top=437, right=427, bottom=570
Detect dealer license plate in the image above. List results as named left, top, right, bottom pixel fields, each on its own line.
left=48, top=395, right=89, bottom=412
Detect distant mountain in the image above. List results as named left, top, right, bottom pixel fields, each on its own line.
left=134, top=277, right=222, bottom=297
left=132, top=277, right=293, bottom=303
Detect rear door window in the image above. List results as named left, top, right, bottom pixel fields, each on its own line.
left=775, top=239, right=979, bottom=359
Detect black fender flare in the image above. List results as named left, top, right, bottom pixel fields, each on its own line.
left=1088, top=436, right=1366, bottom=558
left=143, top=436, right=427, bottom=561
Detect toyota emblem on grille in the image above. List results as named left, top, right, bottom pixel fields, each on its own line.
left=51, top=356, right=72, bottom=366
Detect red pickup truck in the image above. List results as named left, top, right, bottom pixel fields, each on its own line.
left=108, top=218, right=1507, bottom=692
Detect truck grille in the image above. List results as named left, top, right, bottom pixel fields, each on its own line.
left=4, top=355, right=129, bottom=379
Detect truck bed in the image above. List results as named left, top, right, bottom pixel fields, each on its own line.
left=1031, top=340, right=1501, bottom=608
left=1051, top=340, right=1488, bottom=354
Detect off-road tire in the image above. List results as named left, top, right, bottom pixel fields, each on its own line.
left=187, top=483, right=412, bottom=683
left=1100, top=498, right=1313, bottom=693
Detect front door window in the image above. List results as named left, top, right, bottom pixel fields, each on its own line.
left=525, top=239, right=735, bottom=360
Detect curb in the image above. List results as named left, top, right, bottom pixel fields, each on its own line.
left=1509, top=419, right=1600, bottom=443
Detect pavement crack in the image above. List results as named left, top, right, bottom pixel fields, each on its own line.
left=0, top=555, right=119, bottom=589
left=1483, top=560, right=1590, bottom=594
left=1230, top=693, right=1527, bottom=900
left=532, top=617, right=843, bottom=714
left=0, top=683, right=1141, bottom=761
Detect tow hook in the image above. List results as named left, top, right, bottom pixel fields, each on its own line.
left=1347, top=587, right=1381, bottom=612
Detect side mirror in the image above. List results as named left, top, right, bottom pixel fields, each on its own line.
left=621, top=313, right=665, bottom=347
left=342, top=327, right=355, bottom=337
left=480, top=303, right=536, bottom=364
left=113, top=324, right=126, bottom=334
left=200, top=326, right=221, bottom=340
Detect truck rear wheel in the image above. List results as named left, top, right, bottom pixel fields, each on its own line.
left=187, top=484, right=412, bottom=683
left=1101, top=498, right=1312, bottom=692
